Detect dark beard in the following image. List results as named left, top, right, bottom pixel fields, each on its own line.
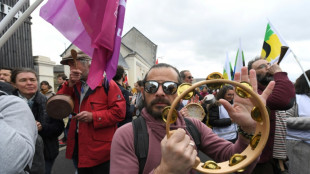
left=257, top=73, right=274, bottom=86
left=143, top=93, right=179, bottom=120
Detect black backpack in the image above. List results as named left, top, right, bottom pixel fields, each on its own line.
left=132, top=116, right=201, bottom=174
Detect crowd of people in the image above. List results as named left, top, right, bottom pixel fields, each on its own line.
left=1, top=51, right=310, bottom=174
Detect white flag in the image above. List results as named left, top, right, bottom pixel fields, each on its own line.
left=234, top=39, right=245, bottom=79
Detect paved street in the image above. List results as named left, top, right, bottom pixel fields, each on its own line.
left=52, top=146, right=76, bottom=174
left=52, top=131, right=211, bottom=174
left=51, top=147, right=211, bottom=174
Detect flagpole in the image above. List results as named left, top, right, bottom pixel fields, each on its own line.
left=290, top=51, right=310, bottom=88
left=0, top=0, right=44, bottom=48
left=0, top=0, right=28, bottom=34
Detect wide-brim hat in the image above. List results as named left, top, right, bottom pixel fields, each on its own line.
left=60, top=50, right=92, bottom=65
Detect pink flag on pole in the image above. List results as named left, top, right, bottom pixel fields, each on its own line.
left=39, top=0, right=93, bottom=57
left=40, top=0, right=127, bottom=89
left=106, top=0, right=127, bottom=80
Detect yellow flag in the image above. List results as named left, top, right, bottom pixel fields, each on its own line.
left=261, top=22, right=290, bottom=64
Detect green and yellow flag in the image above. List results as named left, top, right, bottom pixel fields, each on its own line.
left=261, top=22, right=290, bottom=64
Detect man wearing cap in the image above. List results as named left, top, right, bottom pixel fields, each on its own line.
left=57, top=50, right=126, bottom=173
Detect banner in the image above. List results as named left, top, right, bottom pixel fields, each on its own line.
left=40, top=0, right=127, bottom=89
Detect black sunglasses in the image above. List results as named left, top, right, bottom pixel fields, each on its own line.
left=187, top=76, right=194, bottom=79
left=144, top=81, right=179, bottom=95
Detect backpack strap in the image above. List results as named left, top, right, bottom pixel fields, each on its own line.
left=132, top=117, right=149, bottom=174
left=184, top=118, right=201, bottom=149
left=133, top=116, right=202, bottom=173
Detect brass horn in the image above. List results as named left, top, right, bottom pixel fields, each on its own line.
left=165, top=79, right=270, bottom=174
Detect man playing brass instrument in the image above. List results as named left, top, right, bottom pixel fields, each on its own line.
left=111, top=63, right=275, bottom=174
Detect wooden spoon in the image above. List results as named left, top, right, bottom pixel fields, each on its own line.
left=71, top=49, right=78, bottom=68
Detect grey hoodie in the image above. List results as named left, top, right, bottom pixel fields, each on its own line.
left=0, top=92, right=37, bottom=174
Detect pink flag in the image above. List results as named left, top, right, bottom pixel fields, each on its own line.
left=39, top=0, right=93, bottom=57
left=106, top=0, right=127, bottom=81
left=40, top=0, right=127, bottom=89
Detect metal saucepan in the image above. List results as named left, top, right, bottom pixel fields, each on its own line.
left=202, top=94, right=215, bottom=105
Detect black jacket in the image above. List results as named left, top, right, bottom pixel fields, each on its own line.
left=208, top=103, right=232, bottom=127
left=13, top=90, right=64, bottom=160
left=116, top=82, right=133, bottom=127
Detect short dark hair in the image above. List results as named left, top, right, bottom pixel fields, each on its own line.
left=0, top=67, right=13, bottom=73
left=143, top=63, right=181, bottom=84
left=295, top=69, right=310, bottom=95
left=11, top=68, right=38, bottom=83
left=57, top=73, right=67, bottom=80
left=40, top=80, right=52, bottom=89
left=113, top=65, right=125, bottom=81
left=180, top=70, right=190, bottom=81
left=247, top=56, right=263, bottom=71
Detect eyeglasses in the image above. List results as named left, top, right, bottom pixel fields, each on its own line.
left=144, top=81, right=179, bottom=95
left=187, top=76, right=194, bottom=79
left=256, top=63, right=271, bottom=70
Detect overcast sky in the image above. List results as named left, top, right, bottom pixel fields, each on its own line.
left=30, top=0, right=310, bottom=82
